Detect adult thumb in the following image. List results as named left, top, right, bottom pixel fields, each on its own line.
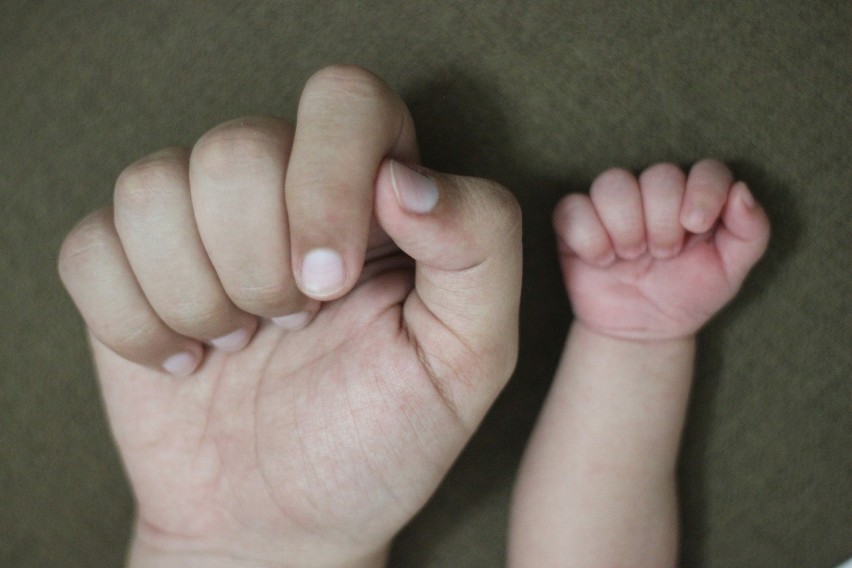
left=374, top=159, right=523, bottom=427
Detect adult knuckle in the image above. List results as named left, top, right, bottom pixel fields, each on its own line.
left=58, top=208, right=114, bottom=276
left=472, top=330, right=518, bottom=383
left=159, top=298, right=229, bottom=335
left=484, top=179, right=522, bottom=234
left=193, top=118, right=293, bottom=182
left=305, top=64, right=390, bottom=104
left=114, top=149, right=187, bottom=213
left=228, top=278, right=295, bottom=315
left=452, top=177, right=522, bottom=250
left=106, top=310, right=164, bottom=354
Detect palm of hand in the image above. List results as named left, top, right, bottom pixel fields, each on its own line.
left=92, top=268, right=462, bottom=555
left=563, top=235, right=738, bottom=340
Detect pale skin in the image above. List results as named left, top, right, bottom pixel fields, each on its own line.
left=58, top=65, right=770, bottom=566
left=509, top=160, right=770, bottom=567
left=58, top=66, right=522, bottom=568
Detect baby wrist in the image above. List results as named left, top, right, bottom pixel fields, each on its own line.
left=572, top=319, right=698, bottom=346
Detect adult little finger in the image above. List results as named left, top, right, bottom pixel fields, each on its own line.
left=58, top=208, right=204, bottom=376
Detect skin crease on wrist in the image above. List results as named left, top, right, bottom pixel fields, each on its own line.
left=508, top=160, right=769, bottom=568
left=128, top=530, right=390, bottom=568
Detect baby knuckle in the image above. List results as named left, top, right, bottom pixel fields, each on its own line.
left=553, top=193, right=585, bottom=224
left=650, top=162, right=684, bottom=179
left=693, top=157, right=729, bottom=172
left=572, top=231, right=608, bottom=254
left=593, top=167, right=634, bottom=190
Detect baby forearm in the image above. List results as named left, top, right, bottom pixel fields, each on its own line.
left=509, top=322, right=695, bottom=568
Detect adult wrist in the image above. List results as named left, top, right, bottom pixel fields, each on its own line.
left=129, top=542, right=388, bottom=568
left=128, top=521, right=389, bottom=568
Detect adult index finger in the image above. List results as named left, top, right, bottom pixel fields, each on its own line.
left=285, top=65, right=419, bottom=300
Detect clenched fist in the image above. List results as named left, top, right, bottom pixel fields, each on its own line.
left=59, top=66, right=522, bottom=568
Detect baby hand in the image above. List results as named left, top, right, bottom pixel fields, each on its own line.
left=554, top=160, right=770, bottom=341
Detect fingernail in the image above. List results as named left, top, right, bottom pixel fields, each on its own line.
left=739, top=183, right=756, bottom=208
left=390, top=160, right=439, bottom=214
left=272, top=311, right=312, bottom=331
left=301, top=248, right=346, bottom=297
left=210, top=327, right=252, bottom=352
left=162, top=351, right=198, bottom=377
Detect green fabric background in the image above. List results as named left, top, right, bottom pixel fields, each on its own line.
left=1, top=1, right=849, bottom=566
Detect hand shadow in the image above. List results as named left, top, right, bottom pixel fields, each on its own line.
left=390, top=73, right=803, bottom=567
left=389, top=68, right=573, bottom=567
left=677, top=161, right=801, bottom=567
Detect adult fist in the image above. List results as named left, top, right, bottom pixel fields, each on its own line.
left=58, top=66, right=521, bottom=568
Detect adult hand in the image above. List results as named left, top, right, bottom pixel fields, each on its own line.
left=59, top=66, right=522, bottom=568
